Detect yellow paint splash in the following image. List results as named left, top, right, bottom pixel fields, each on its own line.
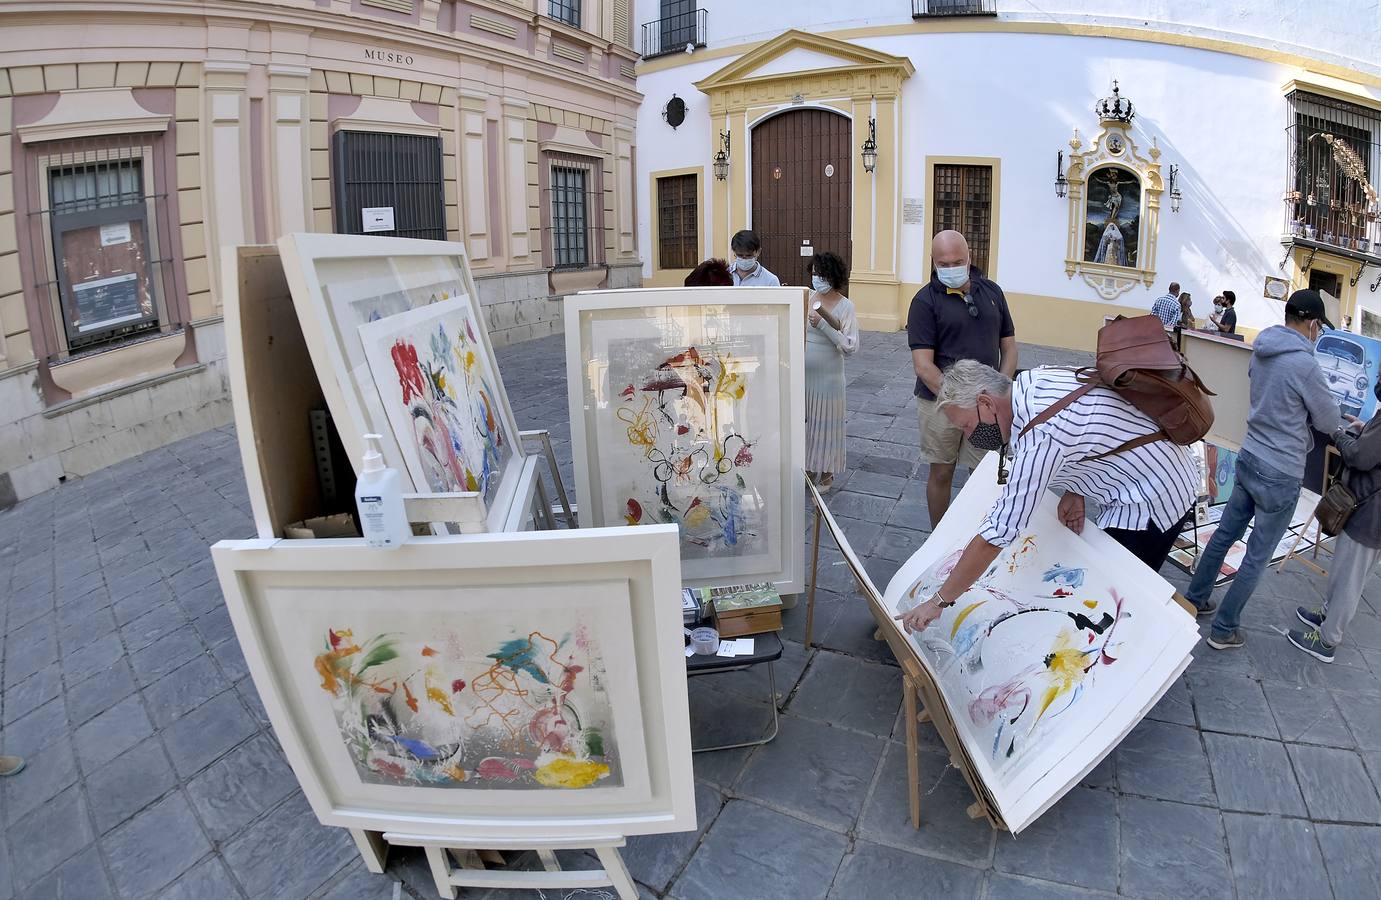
left=684, top=502, right=711, bottom=528
left=1034, top=628, right=1087, bottom=725
left=949, top=601, right=987, bottom=639
left=427, top=685, right=454, bottom=716
left=1082, top=600, right=1098, bottom=609
left=534, top=757, right=610, bottom=788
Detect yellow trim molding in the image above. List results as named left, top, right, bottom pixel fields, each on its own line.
left=921, top=155, right=1002, bottom=283
left=694, top=30, right=913, bottom=330
left=647, top=165, right=705, bottom=286
left=641, top=19, right=1381, bottom=92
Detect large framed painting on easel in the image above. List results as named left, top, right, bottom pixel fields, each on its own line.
left=211, top=526, right=695, bottom=841
left=564, top=288, right=807, bottom=593
left=277, top=233, right=528, bottom=533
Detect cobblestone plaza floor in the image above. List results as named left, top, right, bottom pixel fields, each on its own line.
left=5, top=331, right=1381, bottom=899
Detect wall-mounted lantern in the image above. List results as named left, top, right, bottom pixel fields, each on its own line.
left=1055, top=149, right=1068, bottom=198
left=1169, top=164, right=1182, bottom=213
left=713, top=130, right=731, bottom=181
left=861, top=117, right=878, bottom=174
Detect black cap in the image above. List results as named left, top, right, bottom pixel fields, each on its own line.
left=1285, top=289, right=1334, bottom=329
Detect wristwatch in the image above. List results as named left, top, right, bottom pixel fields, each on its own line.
left=931, top=590, right=956, bottom=609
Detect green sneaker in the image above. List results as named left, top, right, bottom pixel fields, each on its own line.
left=1287, top=628, right=1335, bottom=663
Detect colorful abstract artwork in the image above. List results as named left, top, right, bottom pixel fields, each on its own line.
left=569, top=294, right=803, bottom=590
left=314, top=616, right=620, bottom=791
left=360, top=298, right=514, bottom=511
left=611, top=343, right=762, bottom=558
left=883, top=454, right=1198, bottom=832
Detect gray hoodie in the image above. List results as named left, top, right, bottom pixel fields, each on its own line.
left=1239, top=325, right=1343, bottom=478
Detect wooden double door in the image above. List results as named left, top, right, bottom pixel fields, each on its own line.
left=750, top=109, right=853, bottom=287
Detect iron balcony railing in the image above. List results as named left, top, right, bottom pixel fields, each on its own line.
left=912, top=0, right=996, bottom=16
left=1283, top=90, right=1381, bottom=259
left=640, top=8, right=708, bottom=59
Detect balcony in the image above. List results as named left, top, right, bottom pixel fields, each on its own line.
left=640, top=8, right=708, bottom=59
left=1283, top=90, right=1381, bottom=264
left=912, top=0, right=996, bottom=16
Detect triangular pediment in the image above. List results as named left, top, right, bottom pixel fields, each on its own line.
left=695, top=30, right=914, bottom=92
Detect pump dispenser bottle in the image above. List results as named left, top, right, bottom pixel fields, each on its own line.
left=355, top=434, right=410, bottom=548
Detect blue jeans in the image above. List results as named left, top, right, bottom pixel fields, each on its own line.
left=1186, top=450, right=1302, bottom=640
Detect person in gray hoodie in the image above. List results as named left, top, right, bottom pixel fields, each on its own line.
left=1187, top=290, right=1352, bottom=650
left=1288, top=381, right=1381, bottom=662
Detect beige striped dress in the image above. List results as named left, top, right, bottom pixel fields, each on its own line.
left=804, top=293, right=860, bottom=475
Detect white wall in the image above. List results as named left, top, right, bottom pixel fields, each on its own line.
left=635, top=26, right=1381, bottom=332
left=633, top=0, right=1381, bottom=77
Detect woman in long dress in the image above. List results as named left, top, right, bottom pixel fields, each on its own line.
left=805, top=251, right=859, bottom=489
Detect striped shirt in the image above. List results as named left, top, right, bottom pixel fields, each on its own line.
left=978, top=367, right=1198, bottom=547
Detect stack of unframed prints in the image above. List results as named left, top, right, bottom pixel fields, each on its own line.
left=872, top=455, right=1199, bottom=833
left=278, top=233, right=531, bottom=533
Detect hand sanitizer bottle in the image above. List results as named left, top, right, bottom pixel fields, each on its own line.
left=355, top=434, right=410, bottom=548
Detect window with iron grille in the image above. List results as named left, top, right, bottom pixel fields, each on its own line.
left=47, top=156, right=164, bottom=352
left=549, top=0, right=581, bottom=27
left=932, top=164, right=993, bottom=275
left=1285, top=90, right=1381, bottom=253
left=331, top=131, right=446, bottom=241
left=551, top=166, right=590, bottom=268
left=657, top=174, right=698, bottom=269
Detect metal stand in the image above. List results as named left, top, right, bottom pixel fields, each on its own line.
left=382, top=833, right=639, bottom=900
left=689, top=661, right=780, bottom=753
left=520, top=429, right=575, bottom=528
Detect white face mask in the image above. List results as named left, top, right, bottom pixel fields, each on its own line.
left=811, top=275, right=831, bottom=294
left=936, top=265, right=969, bottom=289
left=733, top=256, right=757, bottom=273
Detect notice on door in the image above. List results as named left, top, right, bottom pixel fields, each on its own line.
left=100, top=222, right=133, bottom=246
left=361, top=207, right=396, bottom=233
left=903, top=198, right=924, bottom=226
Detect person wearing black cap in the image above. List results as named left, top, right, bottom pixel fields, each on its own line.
left=1185, top=290, right=1357, bottom=650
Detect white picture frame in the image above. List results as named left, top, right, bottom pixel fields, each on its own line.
left=212, top=526, right=695, bottom=841
left=277, top=233, right=526, bottom=531
left=564, top=287, right=807, bottom=593
left=882, top=455, right=1199, bottom=833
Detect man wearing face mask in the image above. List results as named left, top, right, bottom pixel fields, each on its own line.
left=908, top=230, right=1017, bottom=528
left=1183, top=289, right=1355, bottom=650
left=729, top=230, right=781, bottom=287
left=894, top=358, right=1199, bottom=634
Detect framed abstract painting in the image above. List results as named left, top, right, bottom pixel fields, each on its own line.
left=882, top=454, right=1199, bottom=833
left=564, top=288, right=806, bottom=593
left=211, top=526, right=695, bottom=840
left=277, top=233, right=525, bottom=531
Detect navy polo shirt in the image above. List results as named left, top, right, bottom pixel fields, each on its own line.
left=906, top=267, right=1015, bottom=400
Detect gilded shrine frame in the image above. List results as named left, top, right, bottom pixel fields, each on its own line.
left=1063, top=118, right=1164, bottom=300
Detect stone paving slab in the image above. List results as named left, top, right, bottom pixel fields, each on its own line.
left=3, top=332, right=1381, bottom=898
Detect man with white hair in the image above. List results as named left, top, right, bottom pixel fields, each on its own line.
left=908, top=230, right=1017, bottom=528
left=895, top=359, right=1199, bottom=634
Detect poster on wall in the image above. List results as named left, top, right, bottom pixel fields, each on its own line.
left=211, top=526, right=695, bottom=840
left=565, top=288, right=806, bottom=592
left=882, top=454, right=1199, bottom=833
left=1316, top=328, right=1381, bottom=421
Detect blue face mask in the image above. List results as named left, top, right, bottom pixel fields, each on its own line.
left=734, top=256, right=757, bottom=273
left=812, top=275, right=831, bottom=294
left=936, top=265, right=969, bottom=289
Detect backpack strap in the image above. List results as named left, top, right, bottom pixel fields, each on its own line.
left=1017, top=382, right=1095, bottom=440
left=1017, top=379, right=1170, bottom=460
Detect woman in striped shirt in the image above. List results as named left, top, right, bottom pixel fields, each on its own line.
left=897, top=359, right=1198, bottom=633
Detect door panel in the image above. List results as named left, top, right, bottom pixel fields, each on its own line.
left=750, top=109, right=852, bottom=287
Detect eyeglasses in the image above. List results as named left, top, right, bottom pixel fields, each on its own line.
left=963, top=294, right=978, bottom=319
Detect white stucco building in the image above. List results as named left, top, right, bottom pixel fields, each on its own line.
left=632, top=0, right=1381, bottom=347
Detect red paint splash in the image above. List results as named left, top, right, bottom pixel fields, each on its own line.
left=625, top=498, right=642, bottom=525
left=677, top=424, right=689, bottom=435
left=451, top=678, right=467, bottom=694
left=1053, top=588, right=1073, bottom=598
left=734, top=443, right=754, bottom=467
left=620, top=384, right=635, bottom=398
left=390, top=340, right=426, bottom=404
left=371, top=759, right=408, bottom=779
left=328, top=629, right=345, bottom=649
left=421, top=646, right=438, bottom=657
left=402, top=681, right=419, bottom=713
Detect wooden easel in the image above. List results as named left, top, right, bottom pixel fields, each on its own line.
left=804, top=479, right=1006, bottom=833
left=1278, top=446, right=1340, bottom=577
left=381, top=833, right=639, bottom=900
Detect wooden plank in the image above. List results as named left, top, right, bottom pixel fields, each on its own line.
left=225, top=245, right=328, bottom=539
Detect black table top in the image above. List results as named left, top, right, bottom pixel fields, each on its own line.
left=685, top=631, right=784, bottom=674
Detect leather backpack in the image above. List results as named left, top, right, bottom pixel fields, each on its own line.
left=1019, top=314, right=1216, bottom=458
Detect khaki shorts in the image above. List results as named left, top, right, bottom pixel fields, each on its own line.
left=917, top=398, right=988, bottom=468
